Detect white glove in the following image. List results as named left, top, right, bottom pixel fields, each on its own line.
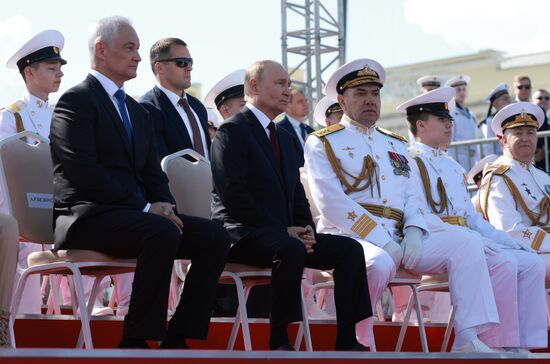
left=482, top=238, right=502, bottom=256
left=492, top=230, right=535, bottom=253
left=383, top=240, right=403, bottom=268
left=401, top=226, right=423, bottom=270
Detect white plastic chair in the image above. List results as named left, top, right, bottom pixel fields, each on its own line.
left=161, top=148, right=312, bottom=351
left=0, top=131, right=136, bottom=349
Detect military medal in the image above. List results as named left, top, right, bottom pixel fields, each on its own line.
left=388, top=151, right=410, bottom=178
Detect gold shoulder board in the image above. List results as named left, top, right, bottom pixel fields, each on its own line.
left=376, top=127, right=408, bottom=143
left=2, top=100, right=26, bottom=114
left=485, top=163, right=510, bottom=176
left=311, top=123, right=345, bottom=138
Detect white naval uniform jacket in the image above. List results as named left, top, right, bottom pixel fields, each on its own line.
left=449, top=105, right=480, bottom=171
left=0, top=90, right=52, bottom=142
left=410, top=142, right=520, bottom=245
left=304, top=115, right=427, bottom=247
left=480, top=154, right=550, bottom=252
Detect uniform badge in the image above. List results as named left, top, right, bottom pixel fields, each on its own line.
left=347, top=211, right=357, bottom=221
left=342, top=146, right=355, bottom=159
left=522, top=229, right=532, bottom=239
left=388, top=151, right=410, bottom=178
left=521, top=183, right=537, bottom=200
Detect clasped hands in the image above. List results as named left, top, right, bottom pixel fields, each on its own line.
left=288, top=225, right=316, bottom=254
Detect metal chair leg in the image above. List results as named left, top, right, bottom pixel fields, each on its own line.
left=413, top=286, right=429, bottom=352
left=440, top=305, right=455, bottom=352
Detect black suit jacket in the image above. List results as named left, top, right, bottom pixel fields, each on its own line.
left=211, top=107, right=314, bottom=242
left=50, top=74, right=174, bottom=248
left=140, top=86, right=210, bottom=160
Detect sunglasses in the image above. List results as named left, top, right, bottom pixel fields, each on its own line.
left=537, top=96, right=550, bottom=101
left=158, top=57, right=193, bottom=68
left=516, top=84, right=531, bottom=90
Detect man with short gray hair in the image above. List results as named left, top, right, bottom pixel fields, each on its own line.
left=50, top=16, right=229, bottom=349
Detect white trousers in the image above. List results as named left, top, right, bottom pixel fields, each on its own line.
left=480, top=246, right=547, bottom=348
left=394, top=232, right=547, bottom=348
left=406, top=230, right=499, bottom=335
left=60, top=273, right=134, bottom=312
left=13, top=242, right=42, bottom=314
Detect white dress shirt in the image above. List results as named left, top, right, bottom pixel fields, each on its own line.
left=157, top=83, right=209, bottom=160
left=286, top=114, right=306, bottom=146
left=246, top=101, right=272, bottom=139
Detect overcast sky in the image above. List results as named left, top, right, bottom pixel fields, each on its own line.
left=0, top=0, right=547, bottom=104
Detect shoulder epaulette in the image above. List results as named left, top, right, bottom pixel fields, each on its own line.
left=485, top=163, right=510, bottom=176
left=376, top=127, right=408, bottom=143
left=311, top=123, right=345, bottom=138
left=2, top=100, right=26, bottom=114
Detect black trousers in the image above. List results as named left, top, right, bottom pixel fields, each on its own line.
left=227, top=229, right=371, bottom=331
left=62, top=209, right=230, bottom=341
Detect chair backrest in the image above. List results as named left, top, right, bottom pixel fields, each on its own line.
left=0, top=131, right=53, bottom=244
left=161, top=148, right=212, bottom=219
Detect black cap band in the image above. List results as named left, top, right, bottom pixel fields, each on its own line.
left=406, top=102, right=450, bottom=116
left=16, top=46, right=66, bottom=72
left=490, top=89, right=509, bottom=103
left=336, top=67, right=382, bottom=94
left=214, top=85, right=244, bottom=108
left=421, top=81, right=440, bottom=87
left=325, top=103, right=342, bottom=117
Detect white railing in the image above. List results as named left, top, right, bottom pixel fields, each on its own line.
left=447, top=130, right=550, bottom=172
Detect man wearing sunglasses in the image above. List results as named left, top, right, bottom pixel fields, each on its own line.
left=513, top=75, right=532, bottom=103
left=532, top=89, right=550, bottom=170
left=140, top=38, right=210, bottom=160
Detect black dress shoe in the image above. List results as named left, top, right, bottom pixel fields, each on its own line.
left=117, top=337, right=151, bottom=349
left=271, top=342, right=296, bottom=351
left=335, top=342, right=370, bottom=351
left=158, top=339, right=190, bottom=349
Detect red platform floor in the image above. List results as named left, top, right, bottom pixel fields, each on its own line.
left=1, top=317, right=550, bottom=363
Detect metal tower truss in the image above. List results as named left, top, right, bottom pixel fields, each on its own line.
left=281, top=0, right=346, bottom=120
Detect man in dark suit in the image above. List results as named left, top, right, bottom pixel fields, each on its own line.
left=140, top=38, right=210, bottom=160
left=277, top=87, right=315, bottom=160
left=50, top=16, right=229, bottom=349
left=211, top=60, right=371, bottom=351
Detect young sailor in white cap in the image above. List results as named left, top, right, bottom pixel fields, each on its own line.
left=469, top=154, right=499, bottom=213
left=480, top=103, right=550, bottom=281
left=445, top=75, right=480, bottom=171
left=416, top=75, right=442, bottom=94
left=206, top=108, right=222, bottom=141
left=204, top=69, right=246, bottom=120
left=402, top=88, right=545, bottom=352
left=313, top=96, right=343, bottom=128
left=0, top=29, right=66, bottom=142
left=0, top=29, right=66, bottom=315
left=468, top=154, right=499, bottom=187
left=479, top=82, right=511, bottom=154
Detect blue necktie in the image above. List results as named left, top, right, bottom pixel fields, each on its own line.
left=114, top=89, right=133, bottom=142
left=299, top=123, right=308, bottom=140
